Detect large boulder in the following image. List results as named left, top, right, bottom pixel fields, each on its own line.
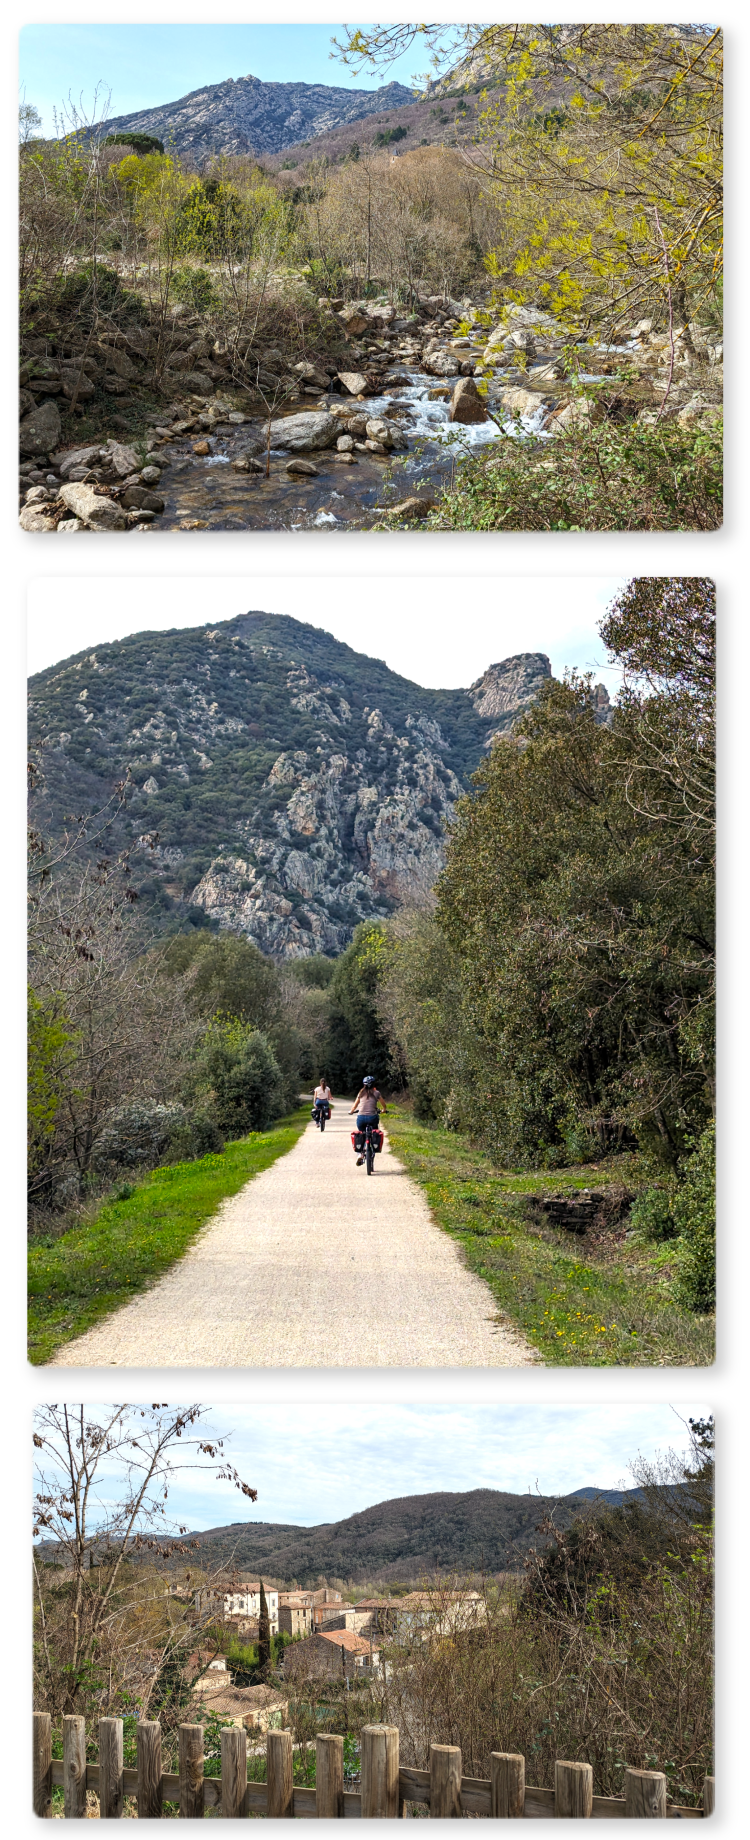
left=266, top=412, right=338, bottom=453
left=294, top=361, right=332, bottom=390
left=60, top=368, right=95, bottom=401
left=500, top=387, right=545, bottom=419
left=58, top=444, right=104, bottom=480
left=374, top=496, right=435, bottom=520
left=174, top=370, right=214, bottom=395
left=338, top=306, right=370, bottom=336
left=19, top=399, right=61, bottom=456
left=58, top=484, right=128, bottom=530
left=337, top=371, right=370, bottom=397
left=424, top=353, right=456, bottom=377
left=549, top=398, right=603, bottom=434
left=102, top=439, right=140, bottom=477
left=97, top=344, right=137, bottom=381
left=19, top=504, right=56, bottom=532
left=365, top=416, right=406, bottom=450
left=449, top=378, right=488, bottom=425
left=121, top=486, right=165, bottom=512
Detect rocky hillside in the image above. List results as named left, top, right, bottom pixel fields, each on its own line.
left=99, top=74, right=415, bottom=164
left=29, top=614, right=609, bottom=958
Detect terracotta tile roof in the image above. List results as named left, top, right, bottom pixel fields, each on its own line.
left=316, top=1629, right=377, bottom=1655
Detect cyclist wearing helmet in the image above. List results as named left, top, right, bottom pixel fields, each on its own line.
left=350, top=1076, right=387, bottom=1165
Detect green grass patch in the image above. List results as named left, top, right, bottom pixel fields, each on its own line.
left=387, top=1111, right=714, bottom=1367
left=28, top=1109, right=309, bottom=1364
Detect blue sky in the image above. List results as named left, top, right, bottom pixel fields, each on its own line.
left=19, top=24, right=427, bottom=138
left=35, top=1404, right=708, bottom=1532
left=27, top=576, right=630, bottom=696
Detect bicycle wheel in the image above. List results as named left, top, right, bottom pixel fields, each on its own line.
left=365, top=1140, right=374, bottom=1174
left=320, top=1114, right=325, bottom=1132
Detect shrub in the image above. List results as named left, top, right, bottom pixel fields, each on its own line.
left=193, top=1017, right=286, bottom=1135
left=171, top=264, right=218, bottom=314
left=630, top=1185, right=678, bottom=1242
left=674, top=1122, right=716, bottom=1310
left=414, top=415, right=722, bottom=532
left=94, top=1100, right=222, bottom=1168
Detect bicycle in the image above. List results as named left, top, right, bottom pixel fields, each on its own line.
left=351, top=1116, right=384, bottom=1174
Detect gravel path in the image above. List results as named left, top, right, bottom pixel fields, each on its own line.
left=54, top=1110, right=534, bottom=1368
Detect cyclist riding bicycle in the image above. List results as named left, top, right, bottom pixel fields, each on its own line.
left=313, top=1079, right=332, bottom=1128
left=350, top=1075, right=387, bottom=1164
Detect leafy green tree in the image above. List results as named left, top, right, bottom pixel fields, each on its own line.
left=190, top=1017, right=285, bottom=1136
left=436, top=667, right=713, bottom=1167
left=322, top=923, right=394, bottom=1090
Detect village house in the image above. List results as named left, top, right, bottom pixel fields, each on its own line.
left=278, top=1594, right=313, bottom=1638
left=282, top=1628, right=380, bottom=1682
left=193, top=1582, right=279, bottom=1633
left=186, top=1653, right=288, bottom=1733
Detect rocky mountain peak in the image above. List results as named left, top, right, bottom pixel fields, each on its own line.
left=469, top=652, right=552, bottom=729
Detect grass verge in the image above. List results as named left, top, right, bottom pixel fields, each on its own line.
left=386, top=1111, right=714, bottom=1367
left=28, top=1109, right=309, bottom=1365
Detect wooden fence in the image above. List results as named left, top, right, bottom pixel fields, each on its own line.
left=33, top=1714, right=714, bottom=1819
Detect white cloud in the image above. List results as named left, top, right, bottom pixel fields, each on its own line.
left=48, top=1403, right=709, bottom=1532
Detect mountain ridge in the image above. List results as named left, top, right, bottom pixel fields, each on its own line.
left=97, top=73, right=416, bottom=163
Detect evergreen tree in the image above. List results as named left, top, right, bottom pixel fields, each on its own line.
left=258, top=1579, right=271, bottom=1675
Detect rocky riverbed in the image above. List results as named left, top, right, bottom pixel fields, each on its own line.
left=19, top=293, right=722, bottom=533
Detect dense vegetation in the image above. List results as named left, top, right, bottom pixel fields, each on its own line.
left=379, top=1425, right=713, bottom=1806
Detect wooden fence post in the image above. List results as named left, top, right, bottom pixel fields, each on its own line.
left=491, top=1753, right=525, bottom=1818
left=555, top=1760, right=593, bottom=1818
left=360, top=1725, right=400, bottom=1818
left=703, top=1776, right=715, bottom=1817
left=316, top=1734, right=344, bottom=1818
left=137, top=1721, right=163, bottom=1819
left=624, top=1768, right=667, bottom=1818
left=99, top=1717, right=124, bottom=1818
left=430, top=1745, right=462, bottom=1818
left=179, top=1723, right=205, bottom=1819
left=33, top=1712, right=52, bottom=1818
left=267, top=1729, right=294, bottom=1818
left=221, top=1726, right=247, bottom=1819
left=63, top=1714, right=87, bottom=1819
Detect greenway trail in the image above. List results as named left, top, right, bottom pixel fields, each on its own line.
left=55, top=1110, right=533, bottom=1368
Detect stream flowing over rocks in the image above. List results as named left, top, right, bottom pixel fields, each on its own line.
left=20, top=293, right=722, bottom=533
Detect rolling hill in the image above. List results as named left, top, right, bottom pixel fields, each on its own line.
left=147, top=1486, right=642, bottom=1585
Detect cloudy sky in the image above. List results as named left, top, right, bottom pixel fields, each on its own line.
left=27, top=574, right=629, bottom=694
left=35, top=1403, right=709, bottom=1533
left=19, top=24, right=437, bottom=139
